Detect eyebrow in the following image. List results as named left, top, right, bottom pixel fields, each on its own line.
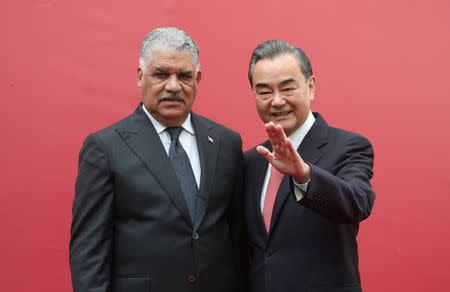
left=255, top=82, right=270, bottom=88
left=154, top=67, right=168, bottom=73
left=255, top=78, right=296, bottom=88
left=280, top=78, right=296, bottom=85
left=153, top=68, right=193, bottom=76
left=179, top=70, right=193, bottom=76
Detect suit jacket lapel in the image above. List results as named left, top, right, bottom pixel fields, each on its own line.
left=267, top=113, right=328, bottom=236
left=191, top=113, right=219, bottom=231
left=298, top=113, right=328, bottom=163
left=252, top=140, right=273, bottom=242
left=116, top=105, right=193, bottom=226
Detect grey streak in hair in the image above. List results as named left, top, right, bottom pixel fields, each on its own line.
left=248, top=40, right=312, bottom=86
left=139, top=27, right=200, bottom=72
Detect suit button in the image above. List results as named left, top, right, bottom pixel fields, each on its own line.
left=266, top=250, right=272, bottom=257
left=193, top=232, right=199, bottom=240
left=188, top=275, right=196, bottom=283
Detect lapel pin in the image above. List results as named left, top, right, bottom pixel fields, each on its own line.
left=208, top=136, right=214, bottom=144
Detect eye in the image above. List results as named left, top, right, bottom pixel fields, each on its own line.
left=178, top=74, right=193, bottom=80
left=283, top=88, right=294, bottom=92
left=153, top=72, right=168, bottom=78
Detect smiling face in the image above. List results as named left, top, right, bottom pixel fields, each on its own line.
left=252, top=53, right=316, bottom=136
left=137, top=49, right=201, bottom=127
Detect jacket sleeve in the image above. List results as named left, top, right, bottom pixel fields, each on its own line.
left=299, top=134, right=375, bottom=224
left=69, top=133, right=114, bottom=292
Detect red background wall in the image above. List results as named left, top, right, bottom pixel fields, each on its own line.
left=2, top=0, right=450, bottom=291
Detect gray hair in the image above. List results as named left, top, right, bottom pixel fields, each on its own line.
left=139, top=27, right=200, bottom=71
left=248, top=40, right=313, bottom=86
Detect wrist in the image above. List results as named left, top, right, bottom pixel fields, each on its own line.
left=294, top=163, right=311, bottom=184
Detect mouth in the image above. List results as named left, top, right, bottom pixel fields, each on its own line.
left=160, top=97, right=185, bottom=103
left=271, top=111, right=291, bottom=118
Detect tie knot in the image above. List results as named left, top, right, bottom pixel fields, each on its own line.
left=166, top=127, right=183, bottom=141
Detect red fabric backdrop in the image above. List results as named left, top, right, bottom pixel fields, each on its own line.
left=2, top=0, right=450, bottom=291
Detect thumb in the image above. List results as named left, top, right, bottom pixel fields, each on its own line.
left=256, top=146, right=274, bottom=163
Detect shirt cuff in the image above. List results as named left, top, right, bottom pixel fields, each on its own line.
left=292, top=177, right=310, bottom=201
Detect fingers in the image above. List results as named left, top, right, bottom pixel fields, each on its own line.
left=265, top=122, right=283, bottom=145
left=264, top=123, right=276, bottom=148
left=256, top=145, right=274, bottom=163
left=259, top=122, right=310, bottom=179
left=265, top=122, right=289, bottom=152
left=285, top=136, right=301, bottom=159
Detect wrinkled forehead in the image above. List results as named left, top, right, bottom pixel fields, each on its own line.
left=253, top=54, right=304, bottom=85
left=148, top=49, right=198, bottom=71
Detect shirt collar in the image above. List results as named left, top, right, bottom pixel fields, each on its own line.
left=141, top=104, right=195, bottom=135
left=288, top=110, right=315, bottom=149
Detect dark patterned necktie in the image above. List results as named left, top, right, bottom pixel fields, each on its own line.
left=166, top=127, right=198, bottom=222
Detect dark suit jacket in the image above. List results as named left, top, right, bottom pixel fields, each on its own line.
left=70, top=104, right=246, bottom=292
left=244, top=113, right=375, bottom=292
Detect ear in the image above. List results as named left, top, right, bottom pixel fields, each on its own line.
left=308, top=75, right=316, bottom=101
left=137, top=67, right=143, bottom=87
left=196, top=69, right=202, bottom=85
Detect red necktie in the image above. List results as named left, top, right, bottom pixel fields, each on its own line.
left=262, top=165, right=284, bottom=233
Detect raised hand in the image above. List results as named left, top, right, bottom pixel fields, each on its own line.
left=256, top=122, right=311, bottom=183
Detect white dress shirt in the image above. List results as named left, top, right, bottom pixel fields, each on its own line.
left=142, top=104, right=201, bottom=188
left=260, top=111, right=316, bottom=214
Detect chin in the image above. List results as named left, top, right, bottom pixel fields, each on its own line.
left=164, top=112, right=190, bottom=123
left=162, top=108, right=188, bottom=117
left=271, top=119, right=288, bottom=127
left=279, top=123, right=295, bottom=136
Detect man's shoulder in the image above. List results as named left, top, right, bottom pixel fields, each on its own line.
left=244, top=143, right=264, bottom=155
left=314, top=112, right=372, bottom=146
left=326, top=125, right=372, bottom=147
left=193, top=113, right=240, bottom=139
left=83, top=107, right=140, bottom=145
left=91, top=112, right=134, bottom=137
left=243, top=140, right=269, bottom=162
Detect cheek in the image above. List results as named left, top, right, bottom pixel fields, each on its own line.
left=182, top=84, right=196, bottom=97
left=255, top=99, right=269, bottom=113
left=147, top=84, right=164, bottom=94
left=142, top=88, right=161, bottom=104
left=289, top=95, right=308, bottom=108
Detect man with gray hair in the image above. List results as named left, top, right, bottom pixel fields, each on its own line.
left=244, top=40, right=375, bottom=292
left=70, top=27, right=246, bottom=292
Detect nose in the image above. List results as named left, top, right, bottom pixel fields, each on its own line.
left=165, top=74, right=182, bottom=92
left=271, top=91, right=285, bottom=107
